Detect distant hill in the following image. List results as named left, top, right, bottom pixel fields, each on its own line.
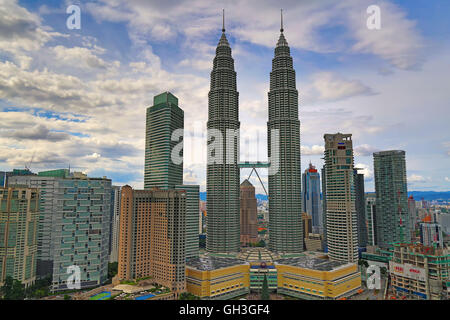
left=407, top=191, right=450, bottom=201
left=200, top=192, right=268, bottom=201
left=200, top=191, right=449, bottom=202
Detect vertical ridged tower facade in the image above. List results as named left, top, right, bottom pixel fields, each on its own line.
left=206, top=15, right=240, bottom=253
left=373, top=150, right=410, bottom=247
left=267, top=15, right=303, bottom=253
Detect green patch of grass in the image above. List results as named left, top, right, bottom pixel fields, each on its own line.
left=89, top=292, right=111, bottom=300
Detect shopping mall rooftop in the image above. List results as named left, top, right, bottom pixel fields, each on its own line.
left=275, top=256, right=352, bottom=272
left=186, top=256, right=249, bottom=271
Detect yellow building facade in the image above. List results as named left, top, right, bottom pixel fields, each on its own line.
left=186, top=257, right=250, bottom=299
left=276, top=260, right=361, bottom=300
left=185, top=256, right=361, bottom=300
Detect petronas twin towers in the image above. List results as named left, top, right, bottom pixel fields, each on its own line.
left=206, top=11, right=302, bottom=254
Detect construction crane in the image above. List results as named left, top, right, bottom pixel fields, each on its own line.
left=25, top=151, right=35, bottom=172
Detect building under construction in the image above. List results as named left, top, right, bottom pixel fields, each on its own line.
left=389, top=243, right=449, bottom=300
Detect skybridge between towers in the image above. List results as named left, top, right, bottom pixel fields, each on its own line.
left=238, top=161, right=270, bottom=196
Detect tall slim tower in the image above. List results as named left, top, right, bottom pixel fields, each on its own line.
left=302, top=163, right=322, bottom=233
left=373, top=150, right=410, bottom=247
left=206, top=11, right=240, bottom=253
left=324, top=133, right=358, bottom=263
left=268, top=10, right=303, bottom=253
left=354, top=169, right=368, bottom=248
left=144, top=92, right=183, bottom=190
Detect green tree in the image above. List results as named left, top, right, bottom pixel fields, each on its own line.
left=1, top=276, right=25, bottom=300
left=260, top=274, right=269, bottom=300
left=64, top=294, right=71, bottom=300
left=108, top=262, right=118, bottom=279
left=179, top=292, right=200, bottom=300
left=25, top=275, right=51, bottom=299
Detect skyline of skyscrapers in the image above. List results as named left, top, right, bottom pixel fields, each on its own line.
left=0, top=9, right=447, bottom=303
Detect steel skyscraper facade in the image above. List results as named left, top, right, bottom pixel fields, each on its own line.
left=144, top=92, right=183, bottom=190
left=206, top=16, right=240, bottom=253
left=267, top=16, right=303, bottom=253
left=373, top=150, right=410, bottom=247
left=302, top=163, right=322, bottom=233
left=354, top=169, right=368, bottom=248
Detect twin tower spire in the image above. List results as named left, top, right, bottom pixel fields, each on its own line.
left=206, top=9, right=302, bottom=254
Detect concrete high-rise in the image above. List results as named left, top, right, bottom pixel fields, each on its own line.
left=240, top=179, right=258, bottom=246
left=109, top=185, right=121, bottom=263
left=408, top=195, right=418, bottom=239
left=8, top=170, right=67, bottom=278
left=267, top=12, right=303, bottom=253
left=420, top=223, right=443, bottom=248
left=302, top=163, right=322, bottom=234
left=365, top=194, right=377, bottom=246
left=0, top=187, right=39, bottom=288
left=144, top=92, right=183, bottom=190
left=206, top=14, right=240, bottom=253
left=9, top=170, right=112, bottom=291
left=175, top=184, right=199, bottom=260
left=144, top=91, right=199, bottom=259
left=323, top=133, right=358, bottom=263
left=321, top=166, right=328, bottom=250
left=354, top=169, right=368, bottom=248
left=117, top=186, right=186, bottom=294
left=373, top=150, right=410, bottom=247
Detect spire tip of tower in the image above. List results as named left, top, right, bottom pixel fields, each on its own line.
left=222, top=9, right=225, bottom=33
left=280, top=8, right=284, bottom=33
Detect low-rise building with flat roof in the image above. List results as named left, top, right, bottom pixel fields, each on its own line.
left=186, top=256, right=250, bottom=299
left=275, top=256, right=361, bottom=300
left=390, top=243, right=449, bottom=300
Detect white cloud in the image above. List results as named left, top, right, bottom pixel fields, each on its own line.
left=82, top=0, right=424, bottom=70
left=355, top=163, right=373, bottom=180
left=52, top=45, right=110, bottom=70
left=303, top=72, right=375, bottom=104
left=354, top=144, right=379, bottom=157
left=345, top=0, right=424, bottom=69
left=408, top=174, right=427, bottom=183
left=301, top=145, right=324, bottom=155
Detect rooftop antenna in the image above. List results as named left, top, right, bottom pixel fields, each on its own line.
left=280, top=8, right=284, bottom=33
left=222, top=9, right=225, bottom=33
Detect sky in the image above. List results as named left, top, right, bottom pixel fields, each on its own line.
left=0, top=0, right=449, bottom=193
